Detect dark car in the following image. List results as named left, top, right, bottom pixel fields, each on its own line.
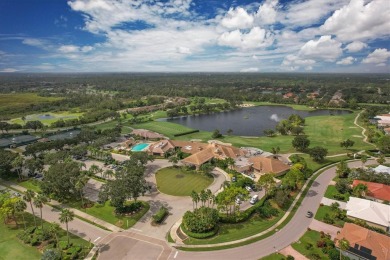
left=306, top=211, right=313, bottom=218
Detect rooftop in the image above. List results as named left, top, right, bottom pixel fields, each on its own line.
left=345, top=197, right=390, bottom=227
left=352, top=180, right=390, bottom=201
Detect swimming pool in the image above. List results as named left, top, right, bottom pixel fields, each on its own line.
left=131, top=143, right=150, bottom=152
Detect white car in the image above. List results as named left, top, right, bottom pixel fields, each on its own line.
left=245, top=186, right=253, bottom=192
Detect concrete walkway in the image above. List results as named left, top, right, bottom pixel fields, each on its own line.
left=309, top=219, right=341, bottom=239
left=280, top=246, right=308, bottom=260
left=320, top=197, right=347, bottom=209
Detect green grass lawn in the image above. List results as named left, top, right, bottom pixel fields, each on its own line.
left=184, top=211, right=283, bottom=245
left=132, top=121, right=194, bottom=137
left=78, top=201, right=149, bottom=229
left=292, top=230, right=329, bottom=260
left=10, top=111, right=83, bottom=126
left=315, top=205, right=346, bottom=227
left=17, top=179, right=42, bottom=193
left=245, top=101, right=316, bottom=111
left=324, top=185, right=349, bottom=202
left=0, top=212, right=91, bottom=260
left=155, top=167, right=214, bottom=196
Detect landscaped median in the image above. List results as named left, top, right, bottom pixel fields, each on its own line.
left=171, top=160, right=360, bottom=251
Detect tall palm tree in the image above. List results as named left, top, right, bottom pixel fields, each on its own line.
left=206, top=189, right=212, bottom=208
left=89, top=164, right=100, bottom=176
left=104, top=169, right=114, bottom=180
left=199, top=190, right=208, bottom=207
left=33, top=194, right=48, bottom=230
left=23, top=189, right=37, bottom=228
left=338, top=238, right=350, bottom=260
left=11, top=155, right=24, bottom=181
left=14, top=199, right=27, bottom=230
left=59, top=209, right=75, bottom=246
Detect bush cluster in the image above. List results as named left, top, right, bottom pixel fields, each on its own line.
left=152, top=206, right=169, bottom=224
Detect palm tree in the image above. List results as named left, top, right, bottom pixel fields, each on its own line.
left=338, top=238, right=350, bottom=260
left=14, top=199, right=27, bottom=230
left=190, top=190, right=197, bottom=210
left=353, top=183, right=368, bottom=198
left=33, top=194, right=48, bottom=230
left=11, top=155, right=24, bottom=181
left=23, top=190, right=37, bottom=228
left=199, top=190, right=208, bottom=207
left=190, top=190, right=200, bottom=210
left=89, top=164, right=100, bottom=176
left=104, top=169, right=114, bottom=180
left=206, top=189, right=212, bottom=208
left=59, top=209, right=75, bottom=246
left=169, top=156, right=179, bottom=167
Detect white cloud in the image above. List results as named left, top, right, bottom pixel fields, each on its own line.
left=218, top=27, right=273, bottom=50
left=58, top=45, right=94, bottom=53
left=177, top=46, right=191, bottom=54
left=336, top=56, right=356, bottom=65
left=240, top=67, right=259, bottom=72
left=0, top=68, right=19, bottom=73
left=345, top=41, right=367, bottom=52
left=220, top=7, right=254, bottom=29
left=362, top=48, right=390, bottom=64
left=22, top=38, right=48, bottom=48
left=256, top=0, right=278, bottom=25
left=283, top=0, right=349, bottom=27
left=321, top=0, right=390, bottom=41
left=299, top=35, right=342, bottom=61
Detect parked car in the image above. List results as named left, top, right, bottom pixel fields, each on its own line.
left=235, top=197, right=242, bottom=204
left=250, top=195, right=259, bottom=205
left=232, top=176, right=237, bottom=182
left=306, top=211, right=313, bottom=218
left=245, top=186, right=253, bottom=192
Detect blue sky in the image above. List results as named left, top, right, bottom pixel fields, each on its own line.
left=0, top=0, right=389, bottom=73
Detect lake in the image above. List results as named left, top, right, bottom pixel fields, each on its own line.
left=159, top=106, right=351, bottom=136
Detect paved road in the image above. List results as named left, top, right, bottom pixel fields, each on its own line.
left=169, top=159, right=381, bottom=260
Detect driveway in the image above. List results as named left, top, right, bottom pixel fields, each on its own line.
left=309, top=219, right=341, bottom=239
left=320, top=197, right=347, bottom=209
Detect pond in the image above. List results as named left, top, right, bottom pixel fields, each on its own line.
left=159, top=106, right=351, bottom=137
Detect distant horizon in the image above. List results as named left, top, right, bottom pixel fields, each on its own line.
left=1, top=0, right=389, bottom=73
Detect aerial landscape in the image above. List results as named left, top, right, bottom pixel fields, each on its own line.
left=0, top=0, right=389, bottom=260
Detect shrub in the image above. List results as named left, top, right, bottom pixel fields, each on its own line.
left=67, top=245, right=82, bottom=259
left=309, top=253, right=321, bottom=260
left=183, top=207, right=219, bottom=233
left=317, top=240, right=326, bottom=248
left=59, top=241, right=72, bottom=250
left=152, top=206, right=168, bottom=224
left=173, top=130, right=200, bottom=137
left=328, top=248, right=340, bottom=260
left=42, top=249, right=61, bottom=260
left=305, top=243, right=313, bottom=250
left=30, top=237, right=40, bottom=246
left=181, top=224, right=218, bottom=239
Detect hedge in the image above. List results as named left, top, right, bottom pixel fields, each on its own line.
left=173, top=130, right=200, bottom=137
left=181, top=224, right=218, bottom=239
left=152, top=206, right=169, bottom=224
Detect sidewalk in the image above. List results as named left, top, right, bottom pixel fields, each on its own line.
left=280, top=245, right=308, bottom=260
left=1, top=179, right=123, bottom=232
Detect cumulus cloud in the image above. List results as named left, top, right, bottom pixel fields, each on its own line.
left=256, top=0, right=278, bottom=25
left=345, top=41, right=367, bottom=52
left=362, top=48, right=390, bottom=65
left=336, top=56, right=356, bottom=65
left=321, top=0, right=390, bottom=41
left=218, top=27, right=273, bottom=50
left=0, top=68, right=19, bottom=73
left=220, top=7, right=254, bottom=29
left=177, top=46, right=191, bottom=54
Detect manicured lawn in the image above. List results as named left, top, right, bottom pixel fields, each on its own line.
left=184, top=211, right=283, bottom=245
left=10, top=111, right=83, bottom=126
left=80, top=201, right=149, bottom=229
left=0, top=212, right=91, bottom=259
left=155, top=167, right=214, bottom=196
left=132, top=121, right=194, bottom=137
left=315, top=205, right=345, bottom=227
left=246, top=101, right=316, bottom=111
left=18, top=179, right=42, bottom=193
left=324, top=185, right=349, bottom=202
left=292, top=230, right=329, bottom=260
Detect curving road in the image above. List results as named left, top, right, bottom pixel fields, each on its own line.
left=170, top=159, right=383, bottom=260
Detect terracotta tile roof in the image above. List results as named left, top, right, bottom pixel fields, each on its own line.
left=248, top=156, right=290, bottom=175
left=336, top=223, right=390, bottom=260
left=131, top=129, right=165, bottom=139
left=182, top=147, right=215, bottom=166
left=352, top=180, right=390, bottom=201
left=148, top=140, right=175, bottom=154
left=170, top=140, right=209, bottom=154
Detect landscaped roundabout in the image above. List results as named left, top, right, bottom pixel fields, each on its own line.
left=155, top=166, right=214, bottom=196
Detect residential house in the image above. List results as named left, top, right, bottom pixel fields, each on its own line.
left=345, top=197, right=390, bottom=232
left=335, top=223, right=390, bottom=260
left=148, top=139, right=176, bottom=156
left=352, top=180, right=390, bottom=202
left=247, top=156, right=291, bottom=177
left=131, top=129, right=165, bottom=140
left=375, top=114, right=390, bottom=127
